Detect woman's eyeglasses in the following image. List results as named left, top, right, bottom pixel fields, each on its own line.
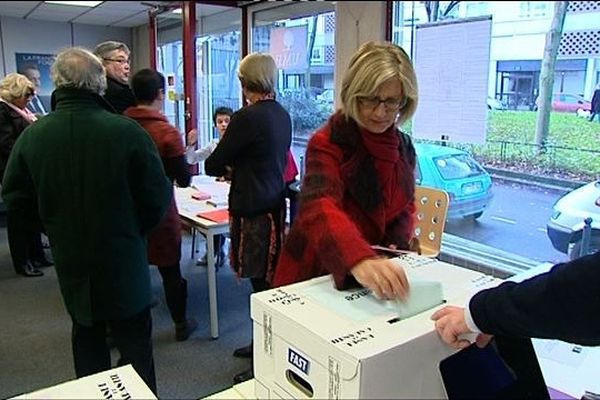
left=358, top=96, right=407, bottom=111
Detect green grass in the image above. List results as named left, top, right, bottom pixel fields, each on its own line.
left=402, top=111, right=600, bottom=180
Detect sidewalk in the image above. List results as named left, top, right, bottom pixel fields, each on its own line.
left=485, top=166, right=586, bottom=194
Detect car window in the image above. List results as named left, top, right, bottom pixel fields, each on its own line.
left=563, top=95, right=578, bottom=104
left=433, top=154, right=485, bottom=180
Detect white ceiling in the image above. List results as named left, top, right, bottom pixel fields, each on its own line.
left=0, top=1, right=235, bottom=28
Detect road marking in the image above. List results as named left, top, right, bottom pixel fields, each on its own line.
left=490, top=216, right=517, bottom=224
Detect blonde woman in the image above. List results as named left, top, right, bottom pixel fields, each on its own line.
left=274, top=41, right=419, bottom=300
left=205, top=53, right=292, bottom=383
left=0, top=72, right=50, bottom=277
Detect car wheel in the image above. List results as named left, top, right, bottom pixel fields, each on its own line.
left=464, top=211, right=484, bottom=220
left=569, top=236, right=600, bottom=260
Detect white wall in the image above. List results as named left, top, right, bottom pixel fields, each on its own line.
left=334, top=2, right=386, bottom=108
left=0, top=15, right=132, bottom=77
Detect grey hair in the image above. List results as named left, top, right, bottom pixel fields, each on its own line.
left=238, top=53, right=278, bottom=94
left=94, top=41, right=130, bottom=61
left=51, top=47, right=107, bottom=95
left=0, top=73, right=35, bottom=103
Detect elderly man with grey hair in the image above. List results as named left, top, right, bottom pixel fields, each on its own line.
left=1, top=47, right=172, bottom=394
left=94, top=40, right=135, bottom=113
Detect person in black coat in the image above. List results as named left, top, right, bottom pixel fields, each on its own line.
left=590, top=84, right=600, bottom=122
left=94, top=41, right=135, bottom=114
left=0, top=73, right=52, bottom=277
left=205, top=52, right=291, bottom=384
left=431, top=251, right=600, bottom=349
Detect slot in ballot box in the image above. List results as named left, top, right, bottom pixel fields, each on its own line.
left=251, top=254, right=502, bottom=399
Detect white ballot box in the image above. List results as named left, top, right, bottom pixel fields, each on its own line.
left=12, top=365, right=156, bottom=400
left=251, top=254, right=502, bottom=399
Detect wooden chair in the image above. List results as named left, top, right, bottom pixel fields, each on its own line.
left=414, top=185, right=450, bottom=257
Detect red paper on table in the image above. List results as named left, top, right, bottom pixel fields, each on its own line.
left=191, top=191, right=211, bottom=200
left=197, top=209, right=229, bottom=223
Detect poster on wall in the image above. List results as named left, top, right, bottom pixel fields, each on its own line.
left=269, top=26, right=308, bottom=72
left=15, top=52, right=55, bottom=113
left=412, top=16, right=492, bottom=144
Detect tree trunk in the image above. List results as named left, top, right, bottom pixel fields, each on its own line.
left=304, top=16, right=318, bottom=89
left=535, top=1, right=569, bottom=149
left=430, top=2, right=439, bottom=22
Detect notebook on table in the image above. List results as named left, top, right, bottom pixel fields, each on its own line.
left=197, top=209, right=229, bottom=223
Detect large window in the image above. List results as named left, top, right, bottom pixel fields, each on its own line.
left=251, top=2, right=335, bottom=143
left=393, top=1, right=600, bottom=266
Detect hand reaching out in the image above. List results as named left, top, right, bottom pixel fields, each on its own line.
left=430, top=305, right=493, bottom=349
left=187, top=129, right=198, bottom=146
left=350, top=257, right=410, bottom=301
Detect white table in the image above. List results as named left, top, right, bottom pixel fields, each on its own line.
left=175, top=175, right=231, bottom=339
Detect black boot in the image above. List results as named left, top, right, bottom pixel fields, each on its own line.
left=233, top=342, right=253, bottom=358
left=163, top=275, right=198, bottom=341
left=16, top=261, right=44, bottom=277
left=233, top=368, right=254, bottom=384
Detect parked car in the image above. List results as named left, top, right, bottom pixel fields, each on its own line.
left=415, top=143, right=493, bottom=219
left=535, top=93, right=592, bottom=113
left=292, top=143, right=493, bottom=220
left=316, top=88, right=334, bottom=104
left=546, top=180, right=600, bottom=260
left=487, top=97, right=506, bottom=110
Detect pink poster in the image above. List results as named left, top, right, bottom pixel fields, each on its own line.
left=269, top=26, right=308, bottom=70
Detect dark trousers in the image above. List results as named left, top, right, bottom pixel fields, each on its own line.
left=71, top=307, right=156, bottom=394
left=157, top=265, right=187, bottom=324
left=6, top=211, right=46, bottom=273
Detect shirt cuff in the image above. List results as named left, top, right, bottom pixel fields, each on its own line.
left=464, top=302, right=482, bottom=333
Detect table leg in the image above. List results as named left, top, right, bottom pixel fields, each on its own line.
left=206, top=231, right=219, bottom=339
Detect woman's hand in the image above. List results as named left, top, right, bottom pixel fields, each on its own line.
left=186, top=129, right=198, bottom=146
left=350, top=258, right=410, bottom=301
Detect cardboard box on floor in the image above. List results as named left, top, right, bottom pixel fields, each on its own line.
left=12, top=365, right=156, bottom=400
left=251, top=254, right=502, bottom=399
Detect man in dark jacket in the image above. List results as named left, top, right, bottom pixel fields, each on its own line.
left=590, top=84, right=600, bottom=122
left=431, top=251, right=600, bottom=349
left=1, top=47, right=172, bottom=394
left=94, top=40, right=136, bottom=113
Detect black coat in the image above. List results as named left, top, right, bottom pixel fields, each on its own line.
left=0, top=102, right=30, bottom=179
left=591, top=89, right=600, bottom=113
left=205, top=100, right=291, bottom=217
left=104, top=77, right=135, bottom=114
left=470, top=251, right=600, bottom=346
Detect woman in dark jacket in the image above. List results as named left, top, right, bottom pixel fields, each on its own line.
left=0, top=73, right=52, bottom=277
left=274, top=41, right=418, bottom=300
left=125, top=69, right=197, bottom=342
left=205, top=53, right=292, bottom=383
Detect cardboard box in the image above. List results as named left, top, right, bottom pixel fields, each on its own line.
left=12, top=365, right=156, bottom=400
left=252, top=254, right=502, bottom=399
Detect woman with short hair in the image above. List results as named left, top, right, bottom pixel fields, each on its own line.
left=0, top=72, right=51, bottom=277
left=274, top=41, right=419, bottom=300
left=205, top=52, right=292, bottom=383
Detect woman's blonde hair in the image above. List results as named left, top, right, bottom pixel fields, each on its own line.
left=238, top=53, right=278, bottom=95
left=0, top=73, right=35, bottom=103
left=340, top=41, right=418, bottom=126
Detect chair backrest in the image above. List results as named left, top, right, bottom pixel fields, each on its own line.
left=414, top=185, right=449, bottom=257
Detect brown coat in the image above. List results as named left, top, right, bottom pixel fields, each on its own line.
left=124, top=106, right=190, bottom=266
